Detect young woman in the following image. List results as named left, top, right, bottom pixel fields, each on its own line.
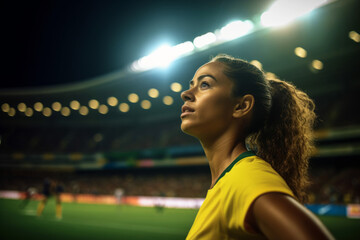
left=180, top=54, right=334, bottom=240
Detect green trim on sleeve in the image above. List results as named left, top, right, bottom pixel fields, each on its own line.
left=213, top=151, right=255, bottom=187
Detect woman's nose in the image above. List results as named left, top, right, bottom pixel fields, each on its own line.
left=181, top=89, right=194, bottom=102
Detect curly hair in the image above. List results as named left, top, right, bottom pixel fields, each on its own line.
left=211, top=54, right=316, bottom=202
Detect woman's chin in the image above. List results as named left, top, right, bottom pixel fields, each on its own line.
left=180, top=124, right=190, bottom=134
left=181, top=123, right=197, bottom=136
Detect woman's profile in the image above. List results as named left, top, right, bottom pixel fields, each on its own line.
left=181, top=54, right=334, bottom=239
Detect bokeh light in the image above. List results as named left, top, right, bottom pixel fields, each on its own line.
left=294, top=47, right=307, bottom=58
left=25, top=107, right=33, bottom=117
left=171, top=83, right=182, bottom=92
left=141, top=100, right=151, bottom=109
left=70, top=100, right=80, bottom=110
left=61, top=107, right=71, bottom=116
left=34, top=102, right=43, bottom=112
left=119, top=103, right=130, bottom=113
left=148, top=88, right=159, bottom=98
left=163, top=96, right=174, bottom=105
left=107, top=97, right=118, bottom=107
left=8, top=107, right=16, bottom=117
left=79, top=106, right=89, bottom=116
left=52, top=102, right=62, bottom=112
left=128, top=93, right=139, bottom=103
left=98, top=104, right=108, bottom=114
left=43, top=107, right=52, bottom=117
left=89, top=99, right=99, bottom=109
left=349, top=31, right=360, bottom=43
left=312, top=59, right=324, bottom=70
left=17, top=103, right=26, bottom=112
left=1, top=103, right=10, bottom=112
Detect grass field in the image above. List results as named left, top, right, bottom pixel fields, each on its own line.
left=1, top=198, right=359, bottom=240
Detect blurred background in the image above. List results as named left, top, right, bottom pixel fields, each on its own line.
left=0, top=0, right=360, bottom=239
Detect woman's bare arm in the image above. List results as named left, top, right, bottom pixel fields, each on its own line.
left=246, top=193, right=335, bottom=240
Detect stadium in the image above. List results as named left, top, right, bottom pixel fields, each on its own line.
left=1, top=0, right=360, bottom=239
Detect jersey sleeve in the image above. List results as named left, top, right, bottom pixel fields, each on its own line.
left=222, top=156, right=295, bottom=234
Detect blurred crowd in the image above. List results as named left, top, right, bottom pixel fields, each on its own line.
left=1, top=164, right=359, bottom=204
left=0, top=119, right=198, bottom=154
left=308, top=167, right=360, bottom=204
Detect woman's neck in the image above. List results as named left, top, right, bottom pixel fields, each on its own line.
left=200, top=133, right=247, bottom=189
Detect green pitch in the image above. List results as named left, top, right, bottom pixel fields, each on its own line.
left=1, top=198, right=359, bottom=240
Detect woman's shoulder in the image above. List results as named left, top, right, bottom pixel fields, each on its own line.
left=222, top=154, right=295, bottom=201
left=233, top=154, right=273, bottom=172
left=227, top=154, right=288, bottom=188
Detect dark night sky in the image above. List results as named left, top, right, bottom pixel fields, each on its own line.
left=1, top=0, right=273, bottom=89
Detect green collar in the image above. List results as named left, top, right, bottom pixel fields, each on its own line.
left=213, top=151, right=255, bottom=187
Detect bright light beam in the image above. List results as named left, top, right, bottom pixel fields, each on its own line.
left=129, top=0, right=332, bottom=73
left=172, top=41, right=195, bottom=58
left=261, top=0, right=328, bottom=27
left=193, top=32, right=217, bottom=49
left=219, top=20, right=254, bottom=40
left=139, top=44, right=174, bottom=70
left=131, top=41, right=195, bottom=72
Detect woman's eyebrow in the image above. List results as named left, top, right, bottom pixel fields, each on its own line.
left=189, top=74, right=217, bottom=85
left=198, top=74, right=217, bottom=82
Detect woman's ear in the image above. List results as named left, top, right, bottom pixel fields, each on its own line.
left=233, top=94, right=255, bottom=119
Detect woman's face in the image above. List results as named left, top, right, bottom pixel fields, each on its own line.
left=180, top=61, right=237, bottom=139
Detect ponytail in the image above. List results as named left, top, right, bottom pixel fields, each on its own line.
left=247, top=78, right=316, bottom=202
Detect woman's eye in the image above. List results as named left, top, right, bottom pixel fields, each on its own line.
left=200, top=82, right=210, bottom=89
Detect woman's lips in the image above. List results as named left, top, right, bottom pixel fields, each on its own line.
left=181, top=105, right=195, bottom=118
left=181, top=111, right=193, bottom=118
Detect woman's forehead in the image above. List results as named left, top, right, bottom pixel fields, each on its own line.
left=194, top=61, right=226, bottom=78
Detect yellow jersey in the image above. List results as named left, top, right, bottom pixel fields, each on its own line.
left=186, top=151, right=294, bottom=240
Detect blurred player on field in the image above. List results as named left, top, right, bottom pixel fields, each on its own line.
left=19, top=185, right=37, bottom=209
left=115, top=187, right=124, bottom=205
left=37, top=178, right=64, bottom=219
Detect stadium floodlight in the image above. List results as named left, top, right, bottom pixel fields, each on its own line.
left=131, top=41, right=195, bottom=72
left=138, top=44, right=176, bottom=70
left=129, top=0, right=333, bottom=74
left=193, top=32, right=217, bottom=49
left=261, top=0, right=328, bottom=27
left=172, top=41, right=195, bottom=58
left=219, top=20, right=254, bottom=41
